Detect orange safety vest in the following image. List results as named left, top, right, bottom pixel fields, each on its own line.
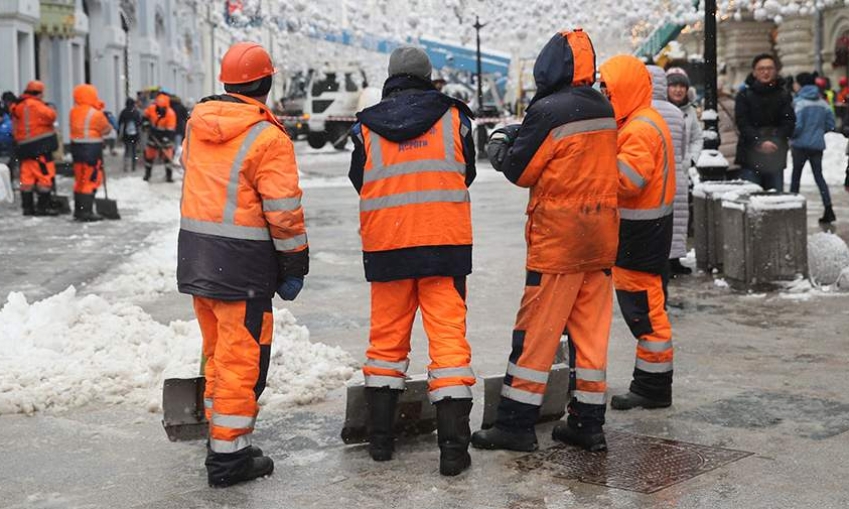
left=10, top=95, right=57, bottom=159
left=359, top=107, right=472, bottom=254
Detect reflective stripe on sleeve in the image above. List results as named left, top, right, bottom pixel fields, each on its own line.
left=364, top=374, right=406, bottom=390
left=209, top=434, right=252, bottom=454
left=618, top=160, right=646, bottom=189
left=273, top=233, right=308, bottom=252
left=552, top=117, right=617, bottom=140
left=633, top=115, right=671, bottom=208
left=222, top=121, right=272, bottom=224
left=180, top=217, right=271, bottom=240
left=24, top=105, right=31, bottom=139
left=428, top=384, right=472, bottom=403
left=501, top=385, right=544, bottom=406
left=428, top=366, right=475, bottom=380
left=211, top=413, right=256, bottom=430
left=575, top=368, right=606, bottom=382
left=637, top=340, right=673, bottom=353
left=574, top=390, right=606, bottom=405
left=204, top=398, right=213, bottom=409
left=262, top=196, right=302, bottom=212
left=635, top=358, right=673, bottom=373
left=506, top=362, right=549, bottom=384
left=365, top=358, right=410, bottom=372
left=360, top=189, right=470, bottom=212
left=619, top=203, right=674, bottom=220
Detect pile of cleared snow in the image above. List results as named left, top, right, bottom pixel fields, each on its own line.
left=807, top=232, right=849, bottom=287
left=90, top=228, right=178, bottom=302
left=0, top=287, right=356, bottom=415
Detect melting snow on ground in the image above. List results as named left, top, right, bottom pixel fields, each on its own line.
left=0, top=287, right=356, bottom=415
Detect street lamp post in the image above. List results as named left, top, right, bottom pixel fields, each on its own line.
left=695, top=0, right=728, bottom=181
left=473, top=15, right=487, bottom=159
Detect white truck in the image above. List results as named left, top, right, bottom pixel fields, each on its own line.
left=305, top=65, right=380, bottom=150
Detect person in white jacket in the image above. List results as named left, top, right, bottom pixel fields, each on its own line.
left=666, top=67, right=703, bottom=275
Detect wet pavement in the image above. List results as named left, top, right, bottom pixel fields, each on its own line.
left=2, top=145, right=849, bottom=508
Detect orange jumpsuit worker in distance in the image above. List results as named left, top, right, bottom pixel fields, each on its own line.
left=177, top=42, right=309, bottom=488
left=470, top=29, right=620, bottom=454
left=10, top=80, right=60, bottom=216
left=349, top=45, right=477, bottom=476
left=69, top=84, right=112, bottom=222
left=600, top=55, right=677, bottom=411
left=143, top=94, right=177, bottom=182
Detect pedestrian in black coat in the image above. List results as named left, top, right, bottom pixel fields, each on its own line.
left=735, top=54, right=796, bottom=191
left=118, top=98, right=142, bottom=172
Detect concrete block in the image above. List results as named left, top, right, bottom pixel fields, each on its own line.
left=693, top=181, right=762, bottom=271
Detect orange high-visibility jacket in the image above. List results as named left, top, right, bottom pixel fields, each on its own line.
left=600, top=56, right=676, bottom=274
left=177, top=94, right=308, bottom=300
left=69, top=84, right=111, bottom=165
left=144, top=99, right=177, bottom=145
left=350, top=91, right=475, bottom=282
left=493, top=30, right=620, bottom=274
left=10, top=94, right=58, bottom=160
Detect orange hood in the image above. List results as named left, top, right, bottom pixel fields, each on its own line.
left=155, top=94, right=171, bottom=108
left=73, top=84, right=101, bottom=107
left=599, top=55, right=652, bottom=124
left=188, top=95, right=281, bottom=144
left=530, top=29, right=596, bottom=106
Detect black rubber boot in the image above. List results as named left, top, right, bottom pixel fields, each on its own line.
left=21, top=191, right=35, bottom=216
left=206, top=448, right=274, bottom=488
left=143, top=166, right=151, bottom=181
left=610, top=391, right=671, bottom=410
left=165, top=166, right=174, bottom=183
left=35, top=192, right=59, bottom=216
left=365, top=387, right=400, bottom=461
left=74, top=193, right=102, bottom=222
left=819, top=206, right=836, bottom=224
left=436, top=399, right=473, bottom=476
left=471, top=426, right=538, bottom=452
left=551, top=418, right=607, bottom=452
left=669, top=258, right=692, bottom=275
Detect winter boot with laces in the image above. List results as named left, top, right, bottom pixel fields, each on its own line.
left=365, top=387, right=401, bottom=461
left=436, top=399, right=473, bottom=476
left=610, top=391, right=671, bottom=410
left=551, top=418, right=607, bottom=452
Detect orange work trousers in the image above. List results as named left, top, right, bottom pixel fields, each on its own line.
left=73, top=160, right=103, bottom=194
left=193, top=296, right=273, bottom=454
left=613, top=266, right=673, bottom=400
left=363, top=276, right=475, bottom=402
left=495, top=270, right=613, bottom=431
left=19, top=156, right=56, bottom=192
left=144, top=144, right=174, bottom=164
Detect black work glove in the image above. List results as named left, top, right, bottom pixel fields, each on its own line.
left=486, top=124, right=521, bottom=173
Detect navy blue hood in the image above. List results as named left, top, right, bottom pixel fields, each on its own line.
left=358, top=75, right=474, bottom=142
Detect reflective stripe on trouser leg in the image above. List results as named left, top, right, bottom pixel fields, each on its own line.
left=194, top=297, right=272, bottom=454
left=418, top=276, right=475, bottom=402
left=613, top=267, right=673, bottom=400
left=364, top=279, right=417, bottom=390
left=564, top=270, right=612, bottom=423
left=495, top=272, right=583, bottom=431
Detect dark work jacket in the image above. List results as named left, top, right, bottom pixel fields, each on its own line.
left=734, top=75, right=796, bottom=171
left=172, top=101, right=189, bottom=137
left=118, top=107, right=142, bottom=142
left=349, top=75, right=476, bottom=282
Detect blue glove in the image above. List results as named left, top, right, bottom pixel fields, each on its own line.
left=276, top=276, right=304, bottom=301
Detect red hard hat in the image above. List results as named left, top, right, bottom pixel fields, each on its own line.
left=24, top=80, right=45, bottom=95
left=815, top=76, right=827, bottom=89
left=219, top=42, right=277, bottom=85
left=840, top=77, right=848, bottom=87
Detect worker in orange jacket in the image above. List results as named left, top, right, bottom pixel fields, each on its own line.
left=177, top=42, right=309, bottom=487
left=143, top=93, right=177, bottom=182
left=599, top=55, right=677, bottom=410
left=10, top=81, right=59, bottom=216
left=349, top=46, right=477, bottom=476
left=69, top=84, right=112, bottom=221
left=470, top=30, right=619, bottom=454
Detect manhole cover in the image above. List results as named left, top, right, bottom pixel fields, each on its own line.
left=515, top=430, right=751, bottom=493
left=673, top=391, right=849, bottom=440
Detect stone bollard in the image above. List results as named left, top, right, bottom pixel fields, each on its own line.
left=721, top=192, right=808, bottom=290
left=692, top=181, right=762, bottom=272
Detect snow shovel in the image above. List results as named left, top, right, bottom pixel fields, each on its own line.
left=340, top=373, right=437, bottom=444
left=49, top=177, right=71, bottom=215
left=94, top=165, right=120, bottom=219
left=162, top=354, right=208, bottom=442
left=480, top=338, right=572, bottom=429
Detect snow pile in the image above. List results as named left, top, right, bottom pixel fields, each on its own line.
left=807, top=233, right=849, bottom=287
left=106, top=176, right=182, bottom=225
left=693, top=180, right=761, bottom=199
left=90, top=228, right=178, bottom=302
left=0, top=288, right=356, bottom=415
left=748, top=193, right=805, bottom=211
